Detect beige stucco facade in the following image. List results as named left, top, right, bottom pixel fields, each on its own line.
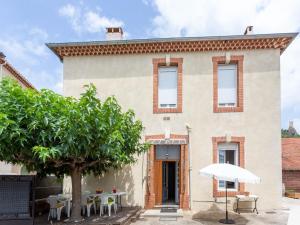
left=61, top=48, right=282, bottom=211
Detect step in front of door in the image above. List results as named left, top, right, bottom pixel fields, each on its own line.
left=154, top=204, right=179, bottom=209
left=160, top=207, right=177, bottom=213
left=140, top=209, right=183, bottom=218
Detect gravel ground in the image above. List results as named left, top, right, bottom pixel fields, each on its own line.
left=135, top=209, right=289, bottom=225
left=134, top=198, right=300, bottom=225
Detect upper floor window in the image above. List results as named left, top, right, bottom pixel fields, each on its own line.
left=158, top=67, right=178, bottom=108
left=212, top=55, right=244, bottom=113
left=218, top=64, right=237, bottom=107
left=153, top=58, right=183, bottom=114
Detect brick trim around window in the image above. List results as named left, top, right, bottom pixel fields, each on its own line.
left=212, top=55, right=244, bottom=113
left=212, top=136, right=245, bottom=197
left=153, top=58, right=183, bottom=113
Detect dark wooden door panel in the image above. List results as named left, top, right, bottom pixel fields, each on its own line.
left=154, top=160, right=162, bottom=205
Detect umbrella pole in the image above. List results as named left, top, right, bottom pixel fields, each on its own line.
left=219, top=183, right=235, bottom=224
left=226, top=184, right=228, bottom=220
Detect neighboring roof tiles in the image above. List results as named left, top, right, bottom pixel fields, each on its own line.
left=46, top=33, right=298, bottom=61
left=282, top=138, right=300, bottom=170
left=0, top=58, right=35, bottom=90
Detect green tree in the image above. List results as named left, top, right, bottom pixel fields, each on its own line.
left=281, top=128, right=300, bottom=138
left=0, top=78, right=148, bottom=221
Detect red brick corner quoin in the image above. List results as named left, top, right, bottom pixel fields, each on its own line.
left=212, top=136, right=245, bottom=197
left=212, top=55, right=244, bottom=113
left=153, top=58, right=183, bottom=114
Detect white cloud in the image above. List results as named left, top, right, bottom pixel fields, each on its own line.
left=0, top=27, right=49, bottom=65
left=142, top=0, right=152, bottom=6
left=59, top=4, right=76, bottom=18
left=150, top=0, right=300, bottom=36
left=29, top=28, right=49, bottom=40
left=281, top=37, right=300, bottom=110
left=59, top=4, right=124, bottom=35
left=0, top=27, right=62, bottom=94
left=59, top=4, right=82, bottom=33
left=84, top=11, right=123, bottom=33
left=149, top=0, right=300, bottom=125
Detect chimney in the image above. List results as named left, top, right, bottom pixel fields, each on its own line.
left=244, top=26, right=253, bottom=35
left=289, top=121, right=294, bottom=128
left=105, top=27, right=123, bottom=41
left=0, top=52, right=6, bottom=59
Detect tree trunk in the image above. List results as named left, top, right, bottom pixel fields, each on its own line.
left=71, top=167, right=82, bottom=221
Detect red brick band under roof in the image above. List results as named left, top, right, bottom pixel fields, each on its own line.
left=47, top=33, right=298, bottom=61
left=0, top=58, right=35, bottom=90
left=282, top=138, right=300, bottom=171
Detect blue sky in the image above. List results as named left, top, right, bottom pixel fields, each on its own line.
left=1, top=0, right=300, bottom=130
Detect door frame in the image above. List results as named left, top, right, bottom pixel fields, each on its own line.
left=144, top=134, right=190, bottom=209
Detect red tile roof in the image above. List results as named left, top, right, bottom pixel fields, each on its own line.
left=47, top=33, right=298, bottom=62
left=0, top=58, right=35, bottom=90
left=282, top=138, right=300, bottom=170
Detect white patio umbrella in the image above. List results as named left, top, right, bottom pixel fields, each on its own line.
left=199, top=163, right=261, bottom=224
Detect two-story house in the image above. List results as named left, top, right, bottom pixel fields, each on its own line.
left=47, top=27, right=297, bottom=211
left=0, top=52, right=36, bottom=174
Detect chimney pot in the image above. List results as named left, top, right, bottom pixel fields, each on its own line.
left=0, top=52, right=6, bottom=59
left=106, top=27, right=123, bottom=41
left=244, top=26, right=254, bottom=35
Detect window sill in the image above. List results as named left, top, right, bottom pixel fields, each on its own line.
left=214, top=105, right=243, bottom=113
left=218, top=188, right=238, bottom=192
left=214, top=190, right=246, bottom=198
left=153, top=107, right=182, bottom=114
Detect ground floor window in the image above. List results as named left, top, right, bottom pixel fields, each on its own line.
left=218, top=143, right=238, bottom=190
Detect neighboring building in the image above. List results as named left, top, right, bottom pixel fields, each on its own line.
left=0, top=52, right=35, bottom=174
left=0, top=52, right=35, bottom=89
left=47, top=27, right=297, bottom=210
left=282, top=137, right=300, bottom=192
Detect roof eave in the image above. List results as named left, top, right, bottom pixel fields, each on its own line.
left=46, top=32, right=299, bottom=60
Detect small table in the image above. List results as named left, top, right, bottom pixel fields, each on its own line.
left=235, top=195, right=258, bottom=214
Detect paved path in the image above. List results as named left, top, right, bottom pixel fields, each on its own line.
left=136, top=217, right=203, bottom=225
left=136, top=199, right=296, bottom=225
left=285, top=197, right=300, bottom=225
left=136, top=210, right=289, bottom=225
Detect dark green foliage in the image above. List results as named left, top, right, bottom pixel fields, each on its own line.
left=281, top=128, right=300, bottom=138
left=0, top=78, right=149, bottom=177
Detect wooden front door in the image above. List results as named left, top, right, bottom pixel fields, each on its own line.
left=154, top=160, right=162, bottom=204
left=153, top=145, right=180, bottom=205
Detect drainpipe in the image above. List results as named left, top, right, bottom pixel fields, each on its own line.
left=185, top=123, right=192, bottom=209
left=141, top=126, right=147, bottom=207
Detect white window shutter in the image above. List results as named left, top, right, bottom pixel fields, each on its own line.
left=158, top=67, right=178, bottom=107
left=218, top=64, right=237, bottom=105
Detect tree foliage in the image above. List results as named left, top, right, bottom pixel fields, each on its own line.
left=281, top=128, right=300, bottom=138
left=0, top=78, right=148, bottom=220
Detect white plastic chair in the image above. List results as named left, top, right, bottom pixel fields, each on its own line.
left=57, top=194, right=72, bottom=218
left=100, top=195, right=117, bottom=217
left=81, top=194, right=96, bottom=217
left=47, top=195, right=65, bottom=221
